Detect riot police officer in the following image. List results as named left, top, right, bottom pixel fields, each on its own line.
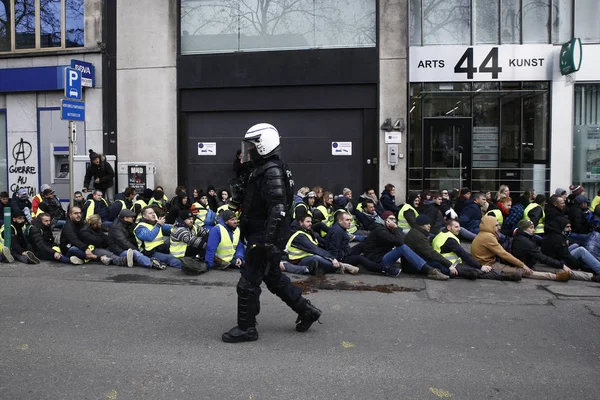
left=222, top=123, right=322, bottom=343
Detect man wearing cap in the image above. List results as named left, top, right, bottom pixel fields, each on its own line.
left=134, top=207, right=181, bottom=268
left=293, top=191, right=315, bottom=220
left=31, top=184, right=51, bottom=216
left=83, top=189, right=111, bottom=226
left=405, top=215, right=472, bottom=279
left=0, top=209, right=39, bottom=264
left=567, top=195, right=592, bottom=245
left=109, top=209, right=165, bottom=269
left=170, top=210, right=209, bottom=260
left=567, top=184, right=585, bottom=206
left=205, top=210, right=245, bottom=270
left=10, top=188, right=33, bottom=223
left=83, top=149, right=115, bottom=201
left=37, top=188, right=66, bottom=228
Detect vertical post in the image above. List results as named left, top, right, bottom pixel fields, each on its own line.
left=459, top=152, right=463, bottom=191
left=69, top=121, right=75, bottom=209
left=3, top=207, right=11, bottom=250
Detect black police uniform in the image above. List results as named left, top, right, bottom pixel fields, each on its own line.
left=222, top=152, right=321, bottom=342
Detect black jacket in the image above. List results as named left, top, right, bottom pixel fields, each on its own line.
left=525, top=204, right=544, bottom=228
left=567, top=204, right=591, bottom=234
left=166, top=192, right=188, bottom=224
left=28, top=219, right=57, bottom=259
left=83, top=199, right=110, bottom=222
left=59, top=218, right=87, bottom=253
left=10, top=193, right=32, bottom=215
left=325, top=223, right=351, bottom=261
left=541, top=217, right=581, bottom=269
left=108, top=217, right=137, bottom=254
left=511, top=229, right=562, bottom=269
left=289, top=225, right=333, bottom=260
left=83, top=156, right=115, bottom=191
left=38, top=199, right=66, bottom=221
left=363, top=224, right=404, bottom=263
left=108, top=197, right=133, bottom=221
left=544, top=204, right=566, bottom=228
left=80, top=226, right=113, bottom=250
left=2, top=223, right=28, bottom=254
left=405, top=226, right=452, bottom=268
left=423, top=203, right=445, bottom=235
left=380, top=190, right=400, bottom=213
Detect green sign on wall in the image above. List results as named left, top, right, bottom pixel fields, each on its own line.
left=560, top=38, right=583, bottom=76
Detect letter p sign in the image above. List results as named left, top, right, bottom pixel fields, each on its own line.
left=64, top=67, right=82, bottom=101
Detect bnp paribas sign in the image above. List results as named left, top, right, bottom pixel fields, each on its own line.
left=559, top=38, right=583, bottom=76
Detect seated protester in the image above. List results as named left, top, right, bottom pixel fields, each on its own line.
left=167, top=185, right=187, bottom=209
left=0, top=191, right=10, bottom=228
left=293, top=191, right=316, bottom=220
left=316, top=191, right=334, bottom=227
left=189, top=191, right=216, bottom=229
left=380, top=183, right=401, bottom=214
left=453, top=187, right=471, bottom=216
left=205, top=210, right=244, bottom=270
left=134, top=207, right=181, bottom=268
left=206, top=185, right=219, bottom=212
left=11, top=188, right=33, bottom=223
left=405, top=215, right=476, bottom=280
left=433, top=219, right=505, bottom=281
left=293, top=187, right=310, bottom=207
left=422, top=192, right=445, bottom=235
left=284, top=214, right=357, bottom=275
left=109, top=209, right=165, bottom=269
left=0, top=209, right=39, bottom=264
left=170, top=210, right=209, bottom=260
left=83, top=190, right=111, bottom=226
left=155, top=185, right=170, bottom=207
left=80, top=214, right=133, bottom=267
left=148, top=189, right=168, bottom=217
left=567, top=195, right=592, bottom=246
left=361, top=211, right=448, bottom=280
left=132, top=188, right=154, bottom=222
left=397, top=192, right=420, bottom=233
left=357, top=187, right=384, bottom=215
left=500, top=193, right=529, bottom=236
left=28, top=213, right=75, bottom=264
left=217, top=189, right=230, bottom=208
left=544, top=194, right=566, bottom=230
left=309, top=208, right=330, bottom=238
left=109, top=187, right=136, bottom=221
left=31, top=184, right=51, bottom=216
left=567, top=184, right=585, bottom=206
left=542, top=217, right=600, bottom=280
left=471, top=216, right=567, bottom=281
left=331, top=196, right=362, bottom=238
left=166, top=191, right=189, bottom=224
left=486, top=196, right=512, bottom=230
left=37, top=188, right=66, bottom=228
left=342, top=188, right=354, bottom=213
left=60, top=206, right=96, bottom=262
left=354, top=198, right=384, bottom=232
left=591, top=188, right=600, bottom=213
left=458, top=192, right=485, bottom=234
left=522, top=194, right=546, bottom=235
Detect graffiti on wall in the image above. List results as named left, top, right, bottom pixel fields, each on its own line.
left=8, top=135, right=38, bottom=197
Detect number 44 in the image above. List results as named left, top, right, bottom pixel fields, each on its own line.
left=454, top=47, right=502, bottom=79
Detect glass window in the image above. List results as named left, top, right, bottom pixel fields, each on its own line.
left=575, top=0, right=600, bottom=43
left=409, top=0, right=421, bottom=46
left=66, top=0, right=84, bottom=48
left=0, top=1, right=10, bottom=51
left=180, top=0, right=376, bottom=55
left=522, top=0, right=550, bottom=43
left=501, top=0, right=520, bottom=44
left=522, top=84, right=549, bottom=162
left=474, top=0, right=498, bottom=44
left=15, top=0, right=36, bottom=49
left=551, top=0, right=572, bottom=44
left=573, top=84, right=600, bottom=195
left=422, top=0, right=470, bottom=45
left=41, top=0, right=61, bottom=48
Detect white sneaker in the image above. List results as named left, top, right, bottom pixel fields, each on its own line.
left=100, top=256, right=111, bottom=265
left=70, top=256, right=84, bottom=265
left=2, top=246, right=14, bottom=263
left=126, top=249, right=134, bottom=267
left=340, top=263, right=359, bottom=275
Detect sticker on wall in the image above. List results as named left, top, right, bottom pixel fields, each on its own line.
left=8, top=132, right=39, bottom=197
left=332, top=142, right=352, bottom=156
left=198, top=142, right=216, bottom=156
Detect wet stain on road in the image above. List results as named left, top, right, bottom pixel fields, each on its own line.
left=292, top=274, right=420, bottom=294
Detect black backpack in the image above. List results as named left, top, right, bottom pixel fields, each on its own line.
left=181, top=257, right=208, bottom=275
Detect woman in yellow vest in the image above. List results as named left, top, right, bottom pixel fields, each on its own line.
left=205, top=210, right=244, bottom=270
left=397, top=192, right=420, bottom=233
left=486, top=197, right=512, bottom=228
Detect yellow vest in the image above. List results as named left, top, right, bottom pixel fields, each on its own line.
left=432, top=231, right=461, bottom=263
left=286, top=231, right=318, bottom=260
left=191, top=202, right=209, bottom=227
left=84, top=198, right=109, bottom=220
left=133, top=199, right=148, bottom=223
left=169, top=224, right=199, bottom=258
left=332, top=209, right=358, bottom=234
left=591, top=195, right=600, bottom=213
left=398, top=204, right=418, bottom=231
left=215, top=224, right=241, bottom=263
left=356, top=202, right=363, bottom=213
left=293, top=203, right=313, bottom=219
left=486, top=209, right=504, bottom=226
left=217, top=204, right=229, bottom=214
left=523, top=203, right=545, bottom=234
left=0, top=224, right=16, bottom=250
left=134, top=222, right=165, bottom=251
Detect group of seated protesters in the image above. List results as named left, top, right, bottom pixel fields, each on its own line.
left=1, top=182, right=600, bottom=284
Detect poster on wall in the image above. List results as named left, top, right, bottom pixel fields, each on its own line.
left=472, top=127, right=499, bottom=168
left=8, top=132, right=39, bottom=198
left=128, top=165, right=147, bottom=191
left=198, top=142, right=216, bottom=156
left=331, top=142, right=352, bottom=156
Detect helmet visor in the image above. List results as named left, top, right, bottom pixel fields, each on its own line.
left=241, top=140, right=259, bottom=163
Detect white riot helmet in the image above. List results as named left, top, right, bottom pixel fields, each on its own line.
left=242, top=123, right=281, bottom=163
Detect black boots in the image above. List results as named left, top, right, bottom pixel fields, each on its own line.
left=222, top=326, right=259, bottom=343
left=223, top=277, right=261, bottom=343
left=295, top=300, right=322, bottom=332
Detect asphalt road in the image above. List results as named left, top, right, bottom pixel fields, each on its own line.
left=1, top=263, right=600, bottom=400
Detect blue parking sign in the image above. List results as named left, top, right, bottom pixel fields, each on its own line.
left=64, top=67, right=82, bottom=100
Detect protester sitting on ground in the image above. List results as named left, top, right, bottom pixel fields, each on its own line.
left=316, top=191, right=334, bottom=226
left=342, top=188, right=354, bottom=213
left=217, top=189, right=230, bottom=207
left=471, top=216, right=567, bottom=281
left=0, top=209, right=38, bottom=264
left=170, top=210, right=209, bottom=261
left=168, top=186, right=187, bottom=210
left=440, top=189, right=452, bottom=216
left=486, top=196, right=512, bottom=229
left=109, top=187, right=136, bottom=221
left=28, top=213, right=74, bottom=264
left=133, top=188, right=154, bottom=222
left=541, top=217, right=600, bottom=282
left=522, top=194, right=546, bottom=235
left=31, top=184, right=51, bottom=216
left=205, top=210, right=244, bottom=270
left=500, top=192, right=528, bottom=236
left=204, top=185, right=218, bottom=212
left=166, top=191, right=189, bottom=224
left=495, top=185, right=510, bottom=202
left=83, top=190, right=111, bottom=226
left=0, top=191, right=10, bottom=227
left=134, top=207, right=181, bottom=268
left=458, top=192, right=486, bottom=234
left=37, top=188, right=66, bottom=228
left=284, top=214, right=357, bottom=275
left=72, top=191, right=86, bottom=211
left=358, top=187, right=384, bottom=215
left=148, top=189, right=168, bottom=217
left=80, top=214, right=133, bottom=267
left=567, top=184, right=585, bottom=206
left=591, top=188, right=600, bottom=212
left=155, top=185, right=169, bottom=205
left=380, top=183, right=401, bottom=214
left=432, top=219, right=505, bottom=281
left=293, top=191, right=316, bottom=220
left=568, top=195, right=592, bottom=246
left=11, top=188, right=33, bottom=223
left=331, top=196, right=361, bottom=237
left=190, top=192, right=216, bottom=229
left=59, top=206, right=97, bottom=263
left=453, top=187, right=471, bottom=215
left=422, top=191, right=445, bottom=235
left=312, top=186, right=324, bottom=206
left=397, top=192, right=420, bottom=233
left=109, top=209, right=165, bottom=269
left=361, top=211, right=448, bottom=280
left=294, top=187, right=310, bottom=206
left=354, top=198, right=384, bottom=232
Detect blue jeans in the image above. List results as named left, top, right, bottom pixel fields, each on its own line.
left=39, top=253, right=71, bottom=264
left=570, top=245, right=600, bottom=274
left=54, top=220, right=66, bottom=229
left=381, top=244, right=426, bottom=271
left=151, top=251, right=182, bottom=268
left=119, top=250, right=152, bottom=268
left=66, top=246, right=88, bottom=259
left=459, top=228, right=477, bottom=241
left=282, top=261, right=309, bottom=275
left=570, top=232, right=590, bottom=247
left=299, top=255, right=336, bottom=273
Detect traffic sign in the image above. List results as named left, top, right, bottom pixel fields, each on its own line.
left=61, top=99, right=85, bottom=121
left=71, top=60, right=95, bottom=87
left=64, top=67, right=82, bottom=100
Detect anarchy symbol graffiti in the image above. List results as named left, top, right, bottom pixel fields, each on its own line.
left=12, top=138, right=32, bottom=165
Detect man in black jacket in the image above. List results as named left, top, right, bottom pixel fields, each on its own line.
left=28, top=213, right=73, bottom=264
left=83, top=149, right=115, bottom=200
left=109, top=209, right=163, bottom=269
left=567, top=195, right=592, bottom=246
left=37, top=189, right=66, bottom=228
left=0, top=209, right=38, bottom=264
left=109, top=187, right=136, bottom=221
left=423, top=192, right=445, bottom=235
left=80, top=214, right=133, bottom=267
left=60, top=206, right=95, bottom=264
left=362, top=211, right=447, bottom=279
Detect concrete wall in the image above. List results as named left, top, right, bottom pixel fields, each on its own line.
left=116, top=0, right=178, bottom=195
left=378, top=0, right=409, bottom=202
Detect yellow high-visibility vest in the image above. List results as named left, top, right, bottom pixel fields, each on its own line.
left=286, top=231, right=318, bottom=261
left=169, top=225, right=199, bottom=258
left=215, top=224, right=241, bottom=263
left=486, top=209, right=504, bottom=227
left=432, top=231, right=461, bottom=263
left=523, top=203, right=545, bottom=234
left=134, top=222, right=165, bottom=251
left=398, top=204, right=418, bottom=231
left=84, top=198, right=109, bottom=220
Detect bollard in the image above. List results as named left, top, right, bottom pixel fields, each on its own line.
left=3, top=207, right=11, bottom=250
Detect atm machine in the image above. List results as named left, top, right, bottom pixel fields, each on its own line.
left=49, top=143, right=73, bottom=200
